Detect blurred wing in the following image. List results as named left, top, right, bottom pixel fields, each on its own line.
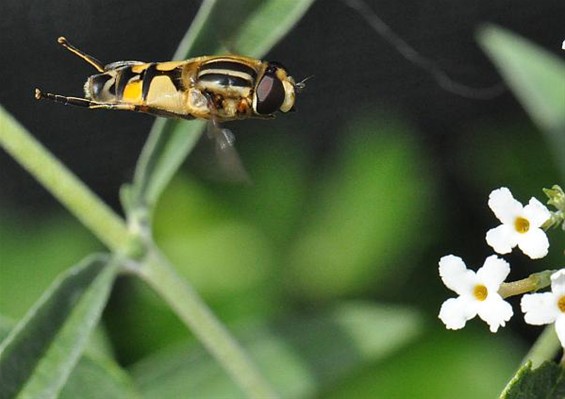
left=206, top=120, right=252, bottom=184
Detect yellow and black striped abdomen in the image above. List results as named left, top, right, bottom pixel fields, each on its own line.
left=127, top=62, right=185, bottom=107
left=87, top=61, right=187, bottom=110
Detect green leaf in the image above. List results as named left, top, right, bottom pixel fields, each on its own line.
left=478, top=25, right=565, bottom=177
left=126, top=0, right=315, bottom=219
left=60, top=354, right=140, bottom=399
left=231, top=0, right=317, bottom=58
left=0, top=255, right=118, bottom=399
left=0, top=306, right=139, bottom=399
left=130, top=302, right=422, bottom=399
left=500, top=361, right=565, bottom=399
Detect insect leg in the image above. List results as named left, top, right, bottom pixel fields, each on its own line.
left=35, top=88, right=137, bottom=111
left=57, top=37, right=105, bottom=72
left=36, top=88, right=199, bottom=117
left=35, top=88, right=96, bottom=108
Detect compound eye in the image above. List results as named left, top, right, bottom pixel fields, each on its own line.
left=255, top=71, right=285, bottom=115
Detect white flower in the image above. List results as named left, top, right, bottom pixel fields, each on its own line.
left=486, top=187, right=551, bottom=259
left=521, top=269, right=565, bottom=348
left=438, top=254, right=513, bottom=332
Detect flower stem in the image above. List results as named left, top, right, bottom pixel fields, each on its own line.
left=0, top=106, right=132, bottom=253
left=522, top=325, right=561, bottom=367
left=138, top=246, right=279, bottom=399
left=499, top=270, right=555, bottom=298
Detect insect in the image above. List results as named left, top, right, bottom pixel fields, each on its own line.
left=35, top=37, right=306, bottom=182
left=35, top=37, right=304, bottom=122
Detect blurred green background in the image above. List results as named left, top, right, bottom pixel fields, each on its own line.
left=0, top=0, right=563, bottom=397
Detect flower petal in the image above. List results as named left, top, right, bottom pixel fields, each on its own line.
left=521, top=292, right=558, bottom=325
left=478, top=295, right=513, bottom=332
left=439, top=297, right=477, bottom=330
left=488, top=187, right=523, bottom=224
left=439, top=255, right=475, bottom=294
left=517, top=228, right=549, bottom=259
left=554, top=317, right=565, bottom=348
left=551, top=269, right=565, bottom=297
left=486, top=224, right=517, bottom=255
left=523, top=197, right=551, bottom=228
left=477, top=255, right=510, bottom=288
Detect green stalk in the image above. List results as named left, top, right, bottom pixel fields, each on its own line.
left=498, top=270, right=555, bottom=298
left=522, top=325, right=561, bottom=368
left=139, top=247, right=279, bottom=399
left=0, top=106, right=131, bottom=253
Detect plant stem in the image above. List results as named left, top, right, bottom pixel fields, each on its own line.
left=138, top=246, right=279, bottom=399
left=522, top=325, right=560, bottom=368
left=498, top=270, right=555, bottom=298
left=0, top=107, right=131, bottom=253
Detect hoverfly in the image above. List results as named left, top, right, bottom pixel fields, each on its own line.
left=35, top=37, right=305, bottom=181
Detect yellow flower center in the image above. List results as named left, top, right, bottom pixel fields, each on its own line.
left=558, top=296, right=565, bottom=313
left=514, top=216, right=530, bottom=233
left=473, top=285, right=488, bottom=301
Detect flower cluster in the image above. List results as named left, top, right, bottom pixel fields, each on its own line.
left=439, top=186, right=565, bottom=347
